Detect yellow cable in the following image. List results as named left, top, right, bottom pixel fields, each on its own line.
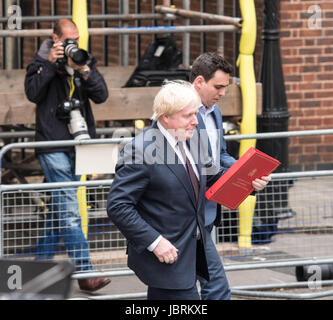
left=237, top=0, right=257, bottom=249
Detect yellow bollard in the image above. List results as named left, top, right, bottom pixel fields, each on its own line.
left=72, top=0, right=89, bottom=239
left=237, top=0, right=257, bottom=249
left=238, top=195, right=256, bottom=248
left=135, top=120, right=145, bottom=130
left=72, top=0, right=89, bottom=51
left=77, top=175, right=89, bottom=239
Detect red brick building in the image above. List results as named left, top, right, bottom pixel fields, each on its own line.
left=0, top=0, right=332, bottom=171
left=279, top=0, right=333, bottom=170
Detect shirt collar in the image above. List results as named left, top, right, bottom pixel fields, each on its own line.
left=157, top=121, right=178, bottom=149
left=199, top=103, right=215, bottom=117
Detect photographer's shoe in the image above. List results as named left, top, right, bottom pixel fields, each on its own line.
left=78, top=277, right=111, bottom=292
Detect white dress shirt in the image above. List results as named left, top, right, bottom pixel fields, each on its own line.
left=199, top=104, right=219, bottom=162
left=157, top=121, right=199, bottom=179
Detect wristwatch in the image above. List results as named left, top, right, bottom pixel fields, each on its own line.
left=80, top=67, right=90, bottom=77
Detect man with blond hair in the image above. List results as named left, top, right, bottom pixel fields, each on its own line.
left=107, top=81, right=270, bottom=299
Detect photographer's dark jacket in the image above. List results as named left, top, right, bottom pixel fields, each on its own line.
left=24, top=39, right=108, bottom=154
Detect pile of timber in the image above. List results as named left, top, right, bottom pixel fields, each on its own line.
left=0, top=66, right=262, bottom=126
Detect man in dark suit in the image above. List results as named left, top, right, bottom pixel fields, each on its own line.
left=190, top=52, right=269, bottom=300
left=107, top=80, right=270, bottom=300
left=107, top=81, right=222, bottom=299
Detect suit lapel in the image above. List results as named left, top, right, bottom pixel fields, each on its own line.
left=197, top=111, right=205, bottom=129
left=186, top=134, right=206, bottom=210
left=154, top=128, right=198, bottom=208
left=194, top=154, right=206, bottom=211
left=197, top=112, right=213, bottom=158
left=212, top=106, right=225, bottom=152
left=212, top=106, right=222, bottom=130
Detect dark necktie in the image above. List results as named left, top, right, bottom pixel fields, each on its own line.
left=178, top=142, right=199, bottom=202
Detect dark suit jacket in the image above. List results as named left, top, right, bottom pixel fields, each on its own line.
left=197, top=106, right=236, bottom=226
left=107, top=123, right=225, bottom=289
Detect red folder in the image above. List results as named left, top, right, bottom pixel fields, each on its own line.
left=205, top=147, right=280, bottom=210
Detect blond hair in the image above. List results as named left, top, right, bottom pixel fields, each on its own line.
left=151, top=80, right=200, bottom=121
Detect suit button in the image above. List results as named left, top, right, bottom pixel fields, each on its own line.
left=192, top=233, right=197, bottom=238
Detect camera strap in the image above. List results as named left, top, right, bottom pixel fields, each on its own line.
left=67, top=73, right=87, bottom=120
left=68, top=75, right=75, bottom=99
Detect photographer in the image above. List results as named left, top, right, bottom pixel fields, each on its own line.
left=24, top=19, right=110, bottom=292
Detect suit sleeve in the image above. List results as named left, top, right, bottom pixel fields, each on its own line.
left=204, top=134, right=235, bottom=187
left=220, top=135, right=237, bottom=168
left=107, top=145, right=160, bottom=254
left=219, top=115, right=237, bottom=168
left=82, top=64, right=108, bottom=104
left=206, top=163, right=227, bottom=187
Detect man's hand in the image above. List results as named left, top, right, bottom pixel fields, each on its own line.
left=67, top=57, right=90, bottom=79
left=252, top=175, right=271, bottom=191
left=153, top=237, right=179, bottom=264
left=48, top=41, right=64, bottom=64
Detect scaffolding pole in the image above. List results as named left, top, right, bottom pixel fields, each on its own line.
left=182, top=0, right=190, bottom=67
left=0, top=13, right=174, bottom=24
left=155, top=5, right=241, bottom=25
left=0, top=25, right=238, bottom=38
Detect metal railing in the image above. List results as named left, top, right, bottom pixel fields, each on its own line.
left=1, top=129, right=333, bottom=299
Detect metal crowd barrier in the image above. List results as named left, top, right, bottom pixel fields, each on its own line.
left=1, top=130, right=333, bottom=299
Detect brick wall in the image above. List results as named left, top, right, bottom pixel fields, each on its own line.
left=11, top=0, right=243, bottom=70
left=2, top=0, right=243, bottom=70
left=280, top=0, right=333, bottom=170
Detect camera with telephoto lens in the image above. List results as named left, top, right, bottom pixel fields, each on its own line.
left=56, top=38, right=89, bottom=67
left=57, top=98, right=90, bottom=141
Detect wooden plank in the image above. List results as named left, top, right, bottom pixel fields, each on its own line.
left=92, top=87, right=161, bottom=121
left=0, top=92, right=36, bottom=125
left=0, top=67, right=262, bottom=124
left=0, top=83, right=262, bottom=125
left=98, top=66, right=135, bottom=88
left=0, top=66, right=136, bottom=92
left=0, top=69, right=26, bottom=92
